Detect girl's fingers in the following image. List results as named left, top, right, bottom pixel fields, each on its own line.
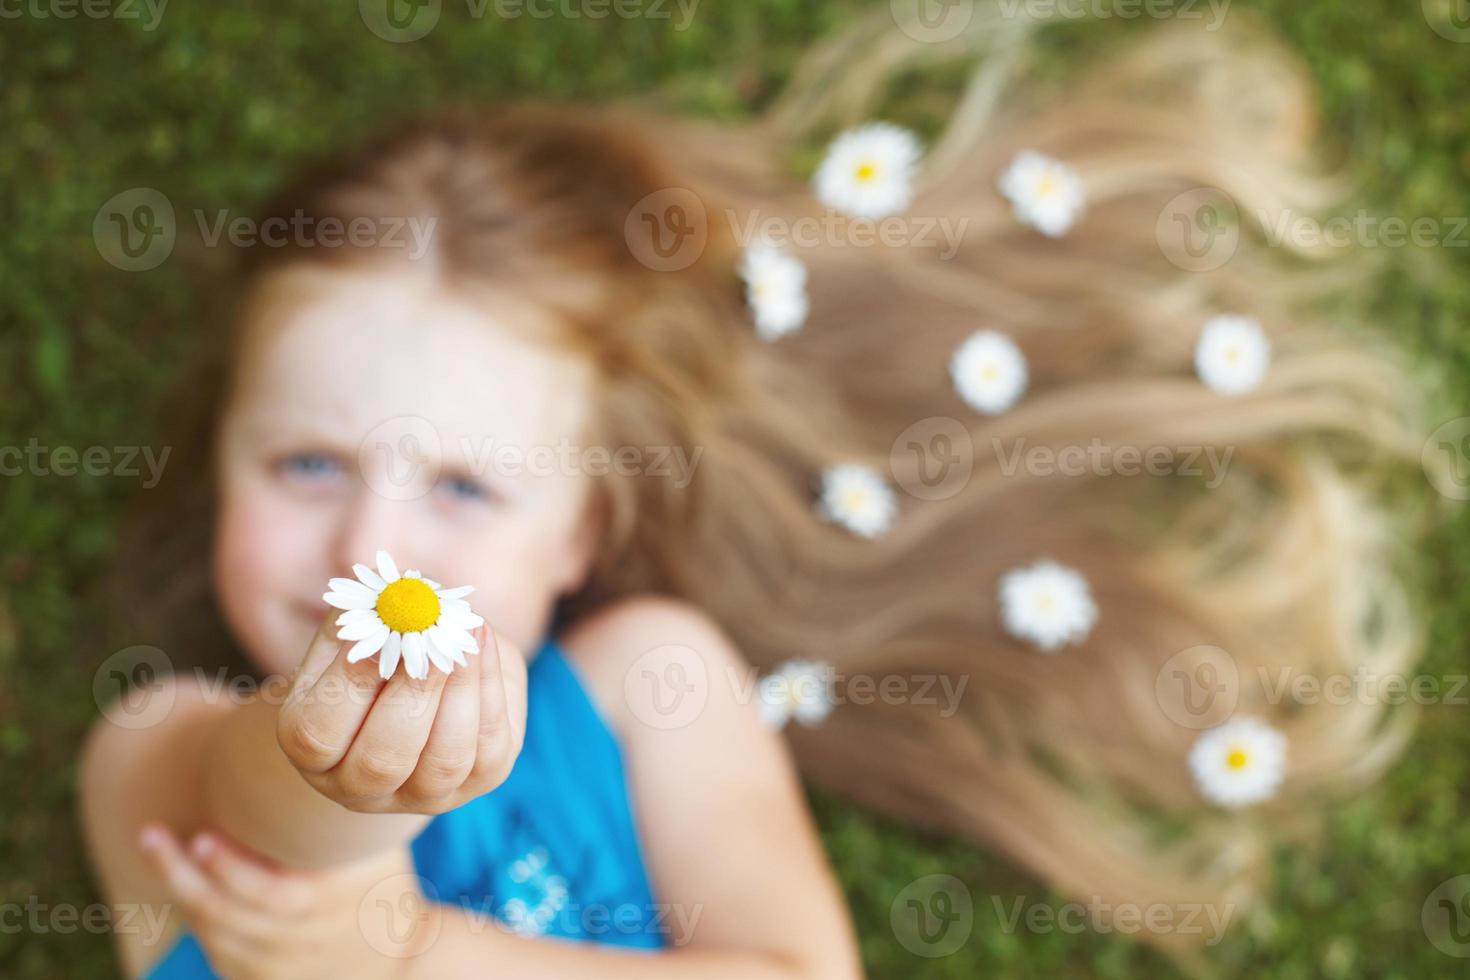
left=287, top=614, right=350, bottom=698
left=400, top=648, right=481, bottom=804
left=330, top=658, right=449, bottom=802
left=278, top=620, right=389, bottom=774
left=190, top=832, right=313, bottom=916
left=470, top=627, right=527, bottom=788
left=140, top=825, right=217, bottom=912
left=140, top=826, right=289, bottom=947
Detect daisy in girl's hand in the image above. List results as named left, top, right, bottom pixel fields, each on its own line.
left=813, top=122, right=923, bottom=219
left=818, top=464, right=897, bottom=539
left=998, top=560, right=1097, bottom=651
left=998, top=151, right=1086, bottom=237
left=1195, top=315, right=1270, bottom=395
left=758, top=660, right=836, bottom=730
left=951, top=330, right=1028, bottom=414
left=324, top=550, right=485, bottom=680
left=738, top=241, right=809, bottom=340
left=1189, top=717, right=1287, bottom=808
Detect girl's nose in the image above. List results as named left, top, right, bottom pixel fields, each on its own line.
left=331, top=487, right=423, bottom=577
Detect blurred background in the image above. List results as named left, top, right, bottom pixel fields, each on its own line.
left=2, top=0, right=1468, bottom=976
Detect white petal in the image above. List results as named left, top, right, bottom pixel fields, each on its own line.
left=438, top=606, right=485, bottom=632
left=352, top=563, right=388, bottom=591
left=423, top=632, right=453, bottom=674
left=378, top=632, right=402, bottom=679
left=436, top=585, right=474, bottom=600
left=346, top=627, right=390, bottom=663
left=336, top=608, right=378, bottom=627
left=376, top=550, right=400, bottom=583
left=328, top=578, right=378, bottom=601
left=324, top=591, right=376, bottom=611
left=401, top=632, right=428, bottom=680
left=338, top=616, right=388, bottom=641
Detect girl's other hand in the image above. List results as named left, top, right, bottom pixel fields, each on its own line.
left=276, top=618, right=527, bottom=815
left=139, top=825, right=427, bottom=980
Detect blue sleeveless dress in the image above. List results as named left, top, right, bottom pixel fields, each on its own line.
left=145, top=640, right=664, bottom=978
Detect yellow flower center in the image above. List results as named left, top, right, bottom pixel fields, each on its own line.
left=1037, top=173, right=1058, bottom=198
left=1226, top=747, right=1249, bottom=770
left=855, top=161, right=878, bottom=183
left=1225, top=345, right=1241, bottom=364
left=841, top=488, right=870, bottom=510
left=375, top=577, right=440, bottom=634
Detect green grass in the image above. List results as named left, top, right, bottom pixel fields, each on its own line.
left=2, top=1, right=1467, bottom=976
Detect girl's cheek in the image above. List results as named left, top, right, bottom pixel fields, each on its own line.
left=213, top=480, right=333, bottom=668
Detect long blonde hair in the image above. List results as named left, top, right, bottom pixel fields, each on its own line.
left=118, top=5, right=1431, bottom=958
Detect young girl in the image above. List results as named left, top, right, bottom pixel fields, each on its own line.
left=81, top=8, right=1427, bottom=977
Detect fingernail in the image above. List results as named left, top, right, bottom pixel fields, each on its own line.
left=191, top=833, right=215, bottom=859
left=139, top=826, right=165, bottom=851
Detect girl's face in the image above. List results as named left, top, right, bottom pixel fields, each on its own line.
left=213, top=265, right=601, bottom=677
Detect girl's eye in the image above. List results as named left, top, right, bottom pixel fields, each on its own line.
left=276, top=452, right=345, bottom=482
left=437, top=473, right=498, bottom=504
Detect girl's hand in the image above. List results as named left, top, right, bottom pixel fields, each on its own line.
left=276, top=618, right=527, bottom=815
left=139, top=825, right=428, bottom=980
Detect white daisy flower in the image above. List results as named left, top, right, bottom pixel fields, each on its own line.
left=1189, top=716, right=1287, bottom=808
left=323, top=549, right=485, bottom=680
left=1195, top=315, right=1270, bottom=395
left=998, top=559, right=1097, bottom=651
left=951, top=330, right=1028, bottom=414
left=738, top=241, right=809, bottom=340
left=997, top=151, right=1086, bottom=237
left=758, top=659, right=836, bottom=729
left=813, top=122, right=923, bottom=220
left=818, top=464, right=897, bottom=539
